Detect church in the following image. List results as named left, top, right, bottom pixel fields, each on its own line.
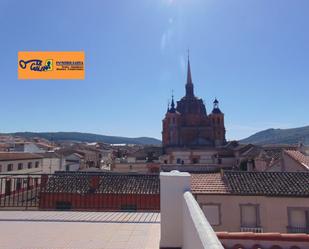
left=162, top=56, right=226, bottom=152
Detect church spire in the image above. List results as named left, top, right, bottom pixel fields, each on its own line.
left=169, top=92, right=176, bottom=113
left=185, top=50, right=194, bottom=97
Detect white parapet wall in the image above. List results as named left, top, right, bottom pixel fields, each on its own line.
left=160, top=171, right=224, bottom=249
left=183, top=191, right=224, bottom=249
left=160, top=171, right=191, bottom=248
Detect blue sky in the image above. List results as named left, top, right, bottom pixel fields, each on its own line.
left=0, top=0, right=308, bottom=140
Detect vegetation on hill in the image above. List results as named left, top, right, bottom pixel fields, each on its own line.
left=240, top=126, right=309, bottom=145
left=3, top=132, right=162, bottom=145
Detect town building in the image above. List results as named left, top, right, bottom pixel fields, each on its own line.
left=0, top=152, right=64, bottom=196
left=192, top=171, right=309, bottom=234
left=267, top=148, right=309, bottom=172
left=112, top=146, right=161, bottom=173
left=0, top=152, right=44, bottom=174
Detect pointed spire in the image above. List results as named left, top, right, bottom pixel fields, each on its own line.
left=186, top=49, right=192, bottom=85
left=171, top=93, right=175, bottom=109
left=169, top=90, right=176, bottom=113
left=185, top=49, right=194, bottom=97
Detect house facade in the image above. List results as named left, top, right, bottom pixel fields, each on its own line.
left=192, top=172, right=309, bottom=234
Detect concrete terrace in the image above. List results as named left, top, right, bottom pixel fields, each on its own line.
left=0, top=211, right=160, bottom=249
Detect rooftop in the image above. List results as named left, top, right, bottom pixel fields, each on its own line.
left=43, top=173, right=160, bottom=194
left=0, top=211, right=160, bottom=249
left=0, top=152, right=43, bottom=161
left=285, top=149, right=309, bottom=170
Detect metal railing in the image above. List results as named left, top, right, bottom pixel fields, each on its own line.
left=240, top=227, right=264, bottom=233
left=0, top=172, right=160, bottom=211
left=0, top=174, right=41, bottom=209
left=287, top=226, right=309, bottom=234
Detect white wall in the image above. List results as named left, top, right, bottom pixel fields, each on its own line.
left=160, top=171, right=191, bottom=248
left=160, top=171, right=224, bottom=249
left=183, top=192, right=224, bottom=249
left=42, top=157, right=64, bottom=174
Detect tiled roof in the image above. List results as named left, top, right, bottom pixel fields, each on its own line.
left=285, top=150, right=309, bottom=170
left=225, top=171, right=309, bottom=197
left=0, top=152, right=43, bottom=161
left=192, top=171, right=309, bottom=197
left=96, top=174, right=159, bottom=194
left=43, top=173, right=160, bottom=195
left=192, top=173, right=228, bottom=194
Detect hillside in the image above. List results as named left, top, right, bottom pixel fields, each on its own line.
left=240, top=126, right=309, bottom=145
left=3, top=132, right=161, bottom=145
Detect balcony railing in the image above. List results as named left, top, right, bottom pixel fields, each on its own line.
left=241, top=227, right=264, bottom=233
left=287, top=226, right=309, bottom=234
left=0, top=172, right=160, bottom=211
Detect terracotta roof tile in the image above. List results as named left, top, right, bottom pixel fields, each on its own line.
left=43, top=173, right=160, bottom=195
left=192, top=173, right=228, bottom=194
left=192, top=171, right=309, bottom=197
left=285, top=150, right=309, bottom=170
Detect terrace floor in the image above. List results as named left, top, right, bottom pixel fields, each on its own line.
left=0, top=211, right=160, bottom=249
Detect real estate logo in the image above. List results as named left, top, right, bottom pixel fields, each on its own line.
left=18, top=52, right=84, bottom=79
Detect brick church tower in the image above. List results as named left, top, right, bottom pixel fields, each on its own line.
left=162, top=56, right=226, bottom=150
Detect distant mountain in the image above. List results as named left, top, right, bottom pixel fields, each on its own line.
left=240, top=126, right=309, bottom=145
left=3, top=132, right=162, bottom=145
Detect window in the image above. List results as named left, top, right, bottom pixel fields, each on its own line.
left=202, top=204, right=221, bottom=226
left=288, top=208, right=309, bottom=233
left=27, top=162, right=32, bottom=169
left=0, top=164, right=2, bottom=172
left=18, top=163, right=23, bottom=170
left=240, top=204, right=260, bottom=228
left=176, top=158, right=181, bottom=164
left=192, top=158, right=199, bottom=164
left=7, top=164, right=13, bottom=172
left=35, top=161, right=39, bottom=168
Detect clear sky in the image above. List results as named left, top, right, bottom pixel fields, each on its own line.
left=1, top=0, right=308, bottom=140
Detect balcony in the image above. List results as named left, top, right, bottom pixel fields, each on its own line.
left=240, top=227, right=264, bottom=233
left=287, top=226, right=309, bottom=234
